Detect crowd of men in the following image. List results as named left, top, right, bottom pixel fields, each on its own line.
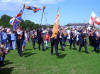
left=0, top=26, right=100, bottom=66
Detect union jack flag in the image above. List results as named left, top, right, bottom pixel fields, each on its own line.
left=9, top=9, right=24, bottom=31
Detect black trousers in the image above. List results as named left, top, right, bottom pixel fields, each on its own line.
left=38, top=39, right=44, bottom=51
left=51, top=38, right=54, bottom=54
left=79, top=42, right=88, bottom=52
left=93, top=42, right=99, bottom=52
left=51, top=38, right=59, bottom=56
left=70, top=40, right=76, bottom=49
left=0, top=54, right=5, bottom=66
left=59, top=38, right=64, bottom=50
left=54, top=39, right=59, bottom=56
left=63, top=37, right=66, bottom=46
left=17, top=39, right=23, bottom=56
left=32, top=39, right=35, bottom=49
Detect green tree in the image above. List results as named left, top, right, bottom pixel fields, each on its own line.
left=0, top=14, right=11, bottom=27
left=0, top=14, right=40, bottom=30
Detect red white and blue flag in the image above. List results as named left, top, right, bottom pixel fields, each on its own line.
left=9, top=9, right=24, bottom=30
left=25, top=6, right=41, bottom=13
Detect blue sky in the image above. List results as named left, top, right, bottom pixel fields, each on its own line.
left=0, top=0, right=100, bottom=25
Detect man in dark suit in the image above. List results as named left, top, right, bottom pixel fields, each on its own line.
left=54, top=34, right=59, bottom=56
left=49, top=29, right=59, bottom=56
left=37, top=28, right=44, bottom=51
left=92, top=30, right=99, bottom=52
left=58, top=31, right=64, bottom=51
left=31, top=32, right=36, bottom=49
left=16, top=28, right=25, bottom=56
left=78, top=30, right=89, bottom=53
left=49, top=29, right=54, bottom=55
left=69, top=30, right=76, bottom=50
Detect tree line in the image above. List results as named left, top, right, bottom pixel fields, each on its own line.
left=0, top=14, right=53, bottom=30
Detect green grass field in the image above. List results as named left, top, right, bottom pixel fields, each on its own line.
left=0, top=41, right=100, bottom=74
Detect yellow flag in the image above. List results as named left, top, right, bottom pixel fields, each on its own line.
left=51, top=9, right=59, bottom=38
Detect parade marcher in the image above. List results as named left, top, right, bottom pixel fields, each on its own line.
left=49, top=29, right=55, bottom=55
left=62, top=30, right=67, bottom=47
left=31, top=31, right=37, bottom=49
left=37, top=28, right=44, bottom=51
left=69, top=29, right=76, bottom=50
left=92, top=29, right=100, bottom=52
left=88, top=30, right=94, bottom=46
left=78, top=30, right=89, bottom=53
left=58, top=31, right=64, bottom=51
left=49, top=28, right=59, bottom=56
left=16, top=27, right=25, bottom=56
left=54, top=34, right=59, bottom=56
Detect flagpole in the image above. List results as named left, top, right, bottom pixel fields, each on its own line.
left=40, top=6, right=46, bottom=26
left=92, top=9, right=95, bottom=29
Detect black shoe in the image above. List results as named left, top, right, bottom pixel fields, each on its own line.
left=19, top=54, right=22, bottom=56
left=56, top=53, right=59, bottom=56
left=62, top=49, right=64, bottom=51
left=0, top=64, right=5, bottom=66
left=85, top=51, right=89, bottom=54
left=34, top=48, right=36, bottom=50
left=96, top=50, right=99, bottom=53
left=74, top=48, right=77, bottom=50
left=79, top=50, right=81, bottom=52
left=51, top=53, right=53, bottom=56
left=42, top=49, right=45, bottom=51
left=92, top=50, right=96, bottom=52
left=0, top=62, right=5, bottom=66
left=46, top=46, right=48, bottom=49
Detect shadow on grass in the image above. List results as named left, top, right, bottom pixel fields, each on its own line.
left=24, top=49, right=33, bottom=51
left=57, top=54, right=67, bottom=59
left=5, top=60, right=13, bottom=65
left=0, top=67, right=14, bottom=74
left=23, top=52, right=37, bottom=57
